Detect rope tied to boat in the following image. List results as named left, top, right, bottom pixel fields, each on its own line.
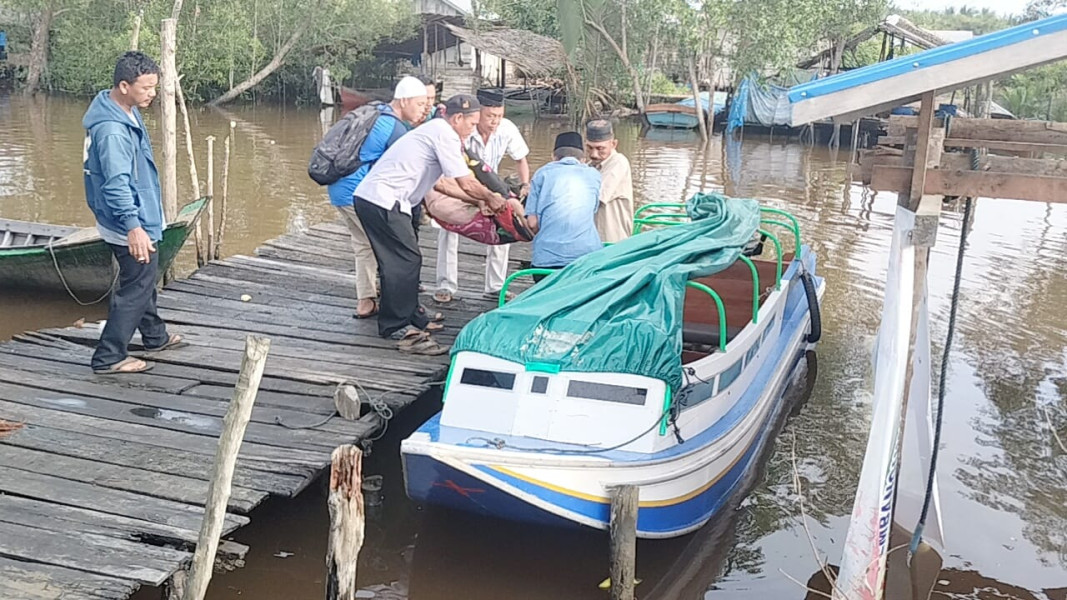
left=46, top=237, right=119, bottom=306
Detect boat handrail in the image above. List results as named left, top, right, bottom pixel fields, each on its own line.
left=632, top=203, right=689, bottom=235
left=758, top=228, right=783, bottom=289
left=738, top=256, right=760, bottom=324
left=685, top=281, right=728, bottom=352
left=499, top=268, right=558, bottom=307
left=759, top=208, right=801, bottom=258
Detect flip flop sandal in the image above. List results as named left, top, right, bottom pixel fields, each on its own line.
left=425, top=322, right=444, bottom=332
left=142, top=334, right=188, bottom=354
left=433, top=290, right=453, bottom=303
left=395, top=329, right=430, bottom=348
left=353, top=300, right=379, bottom=319
left=93, top=357, right=154, bottom=375
left=484, top=290, right=515, bottom=302
left=398, top=338, right=450, bottom=356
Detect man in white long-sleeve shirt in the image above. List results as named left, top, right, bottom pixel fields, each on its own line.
left=433, top=97, right=531, bottom=302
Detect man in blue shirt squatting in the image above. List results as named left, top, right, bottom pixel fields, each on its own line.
left=328, top=76, right=429, bottom=319
left=525, top=131, right=603, bottom=282
left=83, top=51, right=186, bottom=374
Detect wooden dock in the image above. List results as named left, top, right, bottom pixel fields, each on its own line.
left=0, top=220, right=527, bottom=599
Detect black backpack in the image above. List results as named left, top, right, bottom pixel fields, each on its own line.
left=307, top=102, right=392, bottom=185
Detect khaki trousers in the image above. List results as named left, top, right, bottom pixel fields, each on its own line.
left=336, top=204, right=378, bottom=300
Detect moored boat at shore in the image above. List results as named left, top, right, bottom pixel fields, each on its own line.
left=402, top=195, right=823, bottom=538
left=0, top=198, right=206, bottom=298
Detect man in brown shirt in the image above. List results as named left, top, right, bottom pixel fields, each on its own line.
left=584, top=119, right=634, bottom=243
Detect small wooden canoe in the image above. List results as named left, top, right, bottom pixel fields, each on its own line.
left=338, top=86, right=392, bottom=114
left=0, top=198, right=206, bottom=298
left=646, top=104, right=702, bottom=129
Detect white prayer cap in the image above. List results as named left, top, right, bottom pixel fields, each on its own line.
left=394, top=76, right=427, bottom=100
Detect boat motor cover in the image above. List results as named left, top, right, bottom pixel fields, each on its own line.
left=452, top=193, right=760, bottom=393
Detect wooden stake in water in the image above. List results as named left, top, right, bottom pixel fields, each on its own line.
left=205, top=136, right=216, bottom=262
left=325, top=445, right=365, bottom=600
left=216, top=131, right=231, bottom=260
left=159, top=19, right=178, bottom=222
left=182, top=336, right=271, bottom=600
left=609, top=484, right=638, bottom=600
left=176, top=79, right=203, bottom=265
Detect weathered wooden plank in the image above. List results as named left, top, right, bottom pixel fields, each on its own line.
left=0, top=556, right=136, bottom=600
left=0, top=380, right=361, bottom=451
left=861, top=151, right=1067, bottom=178
left=0, top=520, right=189, bottom=586
left=0, top=399, right=328, bottom=471
left=0, top=494, right=202, bottom=546
left=888, top=115, right=1067, bottom=145
left=0, top=445, right=265, bottom=513
left=0, top=423, right=305, bottom=494
left=0, top=465, right=248, bottom=534
left=0, top=367, right=376, bottom=445
left=0, top=341, right=338, bottom=400
left=871, top=165, right=1067, bottom=203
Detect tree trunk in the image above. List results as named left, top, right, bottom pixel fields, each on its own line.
left=24, top=2, right=56, bottom=95
left=584, top=14, right=645, bottom=113
left=160, top=19, right=179, bottom=221
left=209, top=15, right=313, bottom=105
left=687, top=54, right=708, bottom=143
left=130, top=10, right=143, bottom=50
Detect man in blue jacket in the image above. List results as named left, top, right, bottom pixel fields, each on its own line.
left=83, top=51, right=183, bottom=374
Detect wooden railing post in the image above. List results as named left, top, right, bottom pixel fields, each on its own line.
left=182, top=335, right=271, bottom=600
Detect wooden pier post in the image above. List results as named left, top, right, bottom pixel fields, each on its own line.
left=129, top=10, right=143, bottom=51
left=176, top=80, right=203, bottom=265
left=159, top=18, right=178, bottom=222
left=325, top=445, right=365, bottom=600
left=215, top=132, right=231, bottom=260
left=182, top=335, right=272, bottom=600
left=205, top=136, right=216, bottom=262
left=609, top=484, right=638, bottom=600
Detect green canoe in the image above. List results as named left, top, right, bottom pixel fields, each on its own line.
left=0, top=198, right=207, bottom=299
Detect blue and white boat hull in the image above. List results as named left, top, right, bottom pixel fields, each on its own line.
left=403, top=250, right=823, bottom=538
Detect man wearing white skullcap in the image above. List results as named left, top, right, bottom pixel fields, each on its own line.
left=329, top=76, right=429, bottom=319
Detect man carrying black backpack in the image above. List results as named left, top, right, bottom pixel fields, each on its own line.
left=320, top=76, right=428, bottom=319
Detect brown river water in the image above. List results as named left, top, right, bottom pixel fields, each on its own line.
left=1, top=92, right=1065, bottom=599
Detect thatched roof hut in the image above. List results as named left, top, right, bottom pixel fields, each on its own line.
left=443, top=23, right=569, bottom=78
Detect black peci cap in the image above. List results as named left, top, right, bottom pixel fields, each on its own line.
left=554, top=131, right=583, bottom=151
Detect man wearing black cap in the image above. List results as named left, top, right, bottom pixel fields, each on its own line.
left=585, top=119, right=634, bottom=243
left=353, top=94, right=504, bottom=354
left=435, top=96, right=531, bottom=303
left=525, top=132, right=603, bottom=279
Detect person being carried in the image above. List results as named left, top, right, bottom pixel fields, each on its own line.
left=433, top=97, right=531, bottom=303
left=353, top=94, right=503, bottom=355
left=328, top=76, right=428, bottom=319
left=584, top=119, right=634, bottom=243
left=83, top=51, right=186, bottom=374
left=525, top=132, right=603, bottom=281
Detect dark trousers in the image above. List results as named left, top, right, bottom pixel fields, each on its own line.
left=354, top=199, right=429, bottom=338
left=532, top=265, right=561, bottom=283
left=91, top=244, right=169, bottom=369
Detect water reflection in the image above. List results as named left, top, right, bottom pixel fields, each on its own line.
left=3, top=93, right=1065, bottom=598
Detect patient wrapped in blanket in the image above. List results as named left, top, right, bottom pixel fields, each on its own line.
left=423, top=149, right=534, bottom=245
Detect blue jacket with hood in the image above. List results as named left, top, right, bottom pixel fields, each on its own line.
left=83, top=90, right=164, bottom=242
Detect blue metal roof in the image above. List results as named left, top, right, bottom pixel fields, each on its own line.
left=788, top=13, right=1067, bottom=104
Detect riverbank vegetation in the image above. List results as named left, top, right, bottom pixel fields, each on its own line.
left=1, top=0, right=1065, bottom=118
left=1, top=0, right=416, bottom=103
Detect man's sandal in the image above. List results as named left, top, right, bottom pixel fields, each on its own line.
left=93, top=357, right=153, bottom=375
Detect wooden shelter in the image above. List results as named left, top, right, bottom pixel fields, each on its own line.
left=786, top=12, right=1067, bottom=600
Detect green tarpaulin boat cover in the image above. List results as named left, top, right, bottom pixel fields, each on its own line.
left=452, top=193, right=761, bottom=393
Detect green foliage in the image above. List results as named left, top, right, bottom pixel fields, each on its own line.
left=17, top=0, right=414, bottom=102
left=478, top=0, right=558, bottom=37
left=648, top=71, right=685, bottom=95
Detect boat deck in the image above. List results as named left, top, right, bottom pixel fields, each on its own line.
left=0, top=220, right=527, bottom=600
